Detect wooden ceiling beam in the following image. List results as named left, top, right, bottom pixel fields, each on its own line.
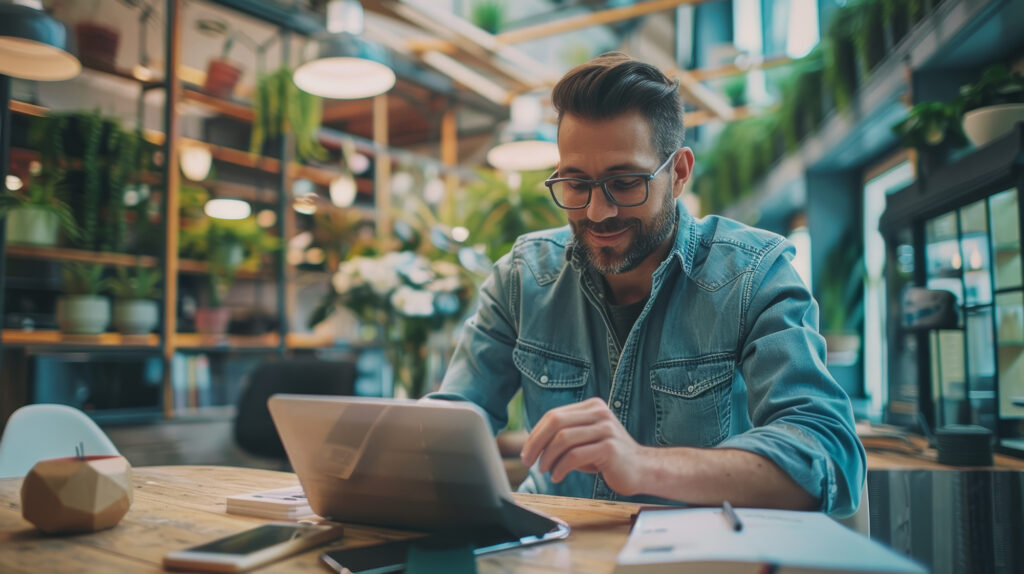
left=688, top=56, right=794, bottom=82
left=498, top=0, right=714, bottom=45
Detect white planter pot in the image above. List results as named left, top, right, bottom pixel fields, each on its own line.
left=6, top=207, right=59, bottom=246
left=57, top=295, right=111, bottom=335
left=113, top=299, right=159, bottom=335
left=962, top=103, right=1024, bottom=148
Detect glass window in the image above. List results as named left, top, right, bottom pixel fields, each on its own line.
left=990, top=189, right=1021, bottom=290
left=925, top=212, right=964, bottom=306
left=960, top=200, right=992, bottom=306
left=996, top=291, right=1024, bottom=419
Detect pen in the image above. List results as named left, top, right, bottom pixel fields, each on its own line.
left=722, top=500, right=743, bottom=532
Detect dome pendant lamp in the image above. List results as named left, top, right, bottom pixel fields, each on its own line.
left=293, top=0, right=395, bottom=100
left=0, top=0, right=81, bottom=81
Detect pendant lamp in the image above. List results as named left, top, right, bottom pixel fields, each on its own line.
left=293, top=0, right=395, bottom=100
left=0, top=0, right=80, bottom=81
left=487, top=94, right=559, bottom=172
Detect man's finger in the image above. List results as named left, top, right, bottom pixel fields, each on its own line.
left=538, top=424, right=606, bottom=473
left=521, top=398, right=608, bottom=465
left=550, top=441, right=610, bottom=483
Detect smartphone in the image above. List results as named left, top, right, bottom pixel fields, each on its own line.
left=320, top=523, right=570, bottom=574
left=163, top=522, right=344, bottom=572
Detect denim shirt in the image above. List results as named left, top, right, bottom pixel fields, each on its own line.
left=431, top=201, right=866, bottom=517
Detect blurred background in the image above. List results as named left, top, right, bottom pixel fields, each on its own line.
left=0, top=0, right=1023, bottom=466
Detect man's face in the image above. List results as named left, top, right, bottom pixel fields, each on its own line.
left=557, top=111, right=683, bottom=275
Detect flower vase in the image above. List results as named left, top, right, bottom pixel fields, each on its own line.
left=387, top=341, right=429, bottom=399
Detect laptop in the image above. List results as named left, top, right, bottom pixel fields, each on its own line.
left=267, top=395, right=569, bottom=548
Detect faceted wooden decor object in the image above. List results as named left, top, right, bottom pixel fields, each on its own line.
left=20, top=455, right=133, bottom=533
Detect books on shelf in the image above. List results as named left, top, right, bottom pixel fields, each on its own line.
left=225, top=485, right=316, bottom=520
left=171, top=352, right=214, bottom=411
left=614, top=506, right=925, bottom=574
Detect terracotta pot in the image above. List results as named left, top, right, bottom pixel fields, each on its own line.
left=195, top=306, right=231, bottom=335
left=75, top=22, right=120, bottom=67
left=203, top=59, right=242, bottom=99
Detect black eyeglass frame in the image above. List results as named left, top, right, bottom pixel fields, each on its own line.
left=543, top=151, right=678, bottom=210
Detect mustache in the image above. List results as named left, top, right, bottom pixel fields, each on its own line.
left=575, top=218, right=641, bottom=234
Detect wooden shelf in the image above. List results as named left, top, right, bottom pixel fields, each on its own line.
left=8, top=100, right=48, bottom=118
left=174, top=332, right=281, bottom=350
left=185, top=138, right=362, bottom=190
left=79, top=59, right=165, bottom=90
left=2, top=329, right=160, bottom=348
left=198, top=180, right=278, bottom=204
left=181, top=89, right=254, bottom=122
left=177, top=258, right=274, bottom=280
left=5, top=245, right=159, bottom=268
left=285, top=332, right=338, bottom=349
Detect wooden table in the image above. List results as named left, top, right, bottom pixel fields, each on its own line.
left=0, top=466, right=641, bottom=573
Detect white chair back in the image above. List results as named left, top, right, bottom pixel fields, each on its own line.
left=0, top=404, right=120, bottom=478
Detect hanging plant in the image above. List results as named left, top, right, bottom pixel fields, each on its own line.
left=79, top=112, right=104, bottom=250
left=250, top=67, right=327, bottom=163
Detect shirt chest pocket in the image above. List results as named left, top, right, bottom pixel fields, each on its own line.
left=513, top=345, right=590, bottom=428
left=649, top=353, right=735, bottom=447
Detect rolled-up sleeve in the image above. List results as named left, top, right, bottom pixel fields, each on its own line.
left=716, top=241, right=866, bottom=518
left=427, top=253, right=522, bottom=434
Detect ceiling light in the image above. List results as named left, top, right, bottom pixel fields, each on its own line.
left=293, top=1, right=395, bottom=100
left=179, top=143, right=213, bottom=181
left=0, top=0, right=81, bottom=81
left=256, top=209, right=277, bottom=228
left=487, top=95, right=559, bottom=172
left=5, top=174, right=23, bottom=191
left=293, top=196, right=318, bottom=215
left=204, top=198, right=251, bottom=220
left=329, top=172, right=357, bottom=207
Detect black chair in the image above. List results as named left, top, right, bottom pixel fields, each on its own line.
left=234, top=358, right=357, bottom=459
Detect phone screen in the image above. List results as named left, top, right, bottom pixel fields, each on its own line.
left=188, top=524, right=308, bottom=555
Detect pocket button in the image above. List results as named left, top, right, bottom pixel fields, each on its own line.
left=540, top=375, right=549, bottom=384
left=613, top=400, right=622, bottom=409
left=687, top=385, right=695, bottom=393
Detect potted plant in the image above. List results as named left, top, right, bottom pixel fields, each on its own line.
left=107, top=266, right=161, bottom=335
left=892, top=101, right=968, bottom=178
left=958, top=64, right=1024, bottom=148
left=57, top=263, right=111, bottom=335
left=73, top=0, right=120, bottom=68
left=197, top=18, right=243, bottom=99
left=180, top=217, right=280, bottom=335
left=250, top=67, right=326, bottom=162
left=0, top=175, right=79, bottom=246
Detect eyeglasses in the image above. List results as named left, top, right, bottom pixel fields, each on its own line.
left=544, top=152, right=676, bottom=210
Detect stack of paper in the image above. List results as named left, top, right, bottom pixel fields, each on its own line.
left=615, top=507, right=926, bottom=573
left=225, top=485, right=316, bottom=520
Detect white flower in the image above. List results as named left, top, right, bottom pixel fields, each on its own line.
left=391, top=286, right=434, bottom=317
left=357, top=257, right=400, bottom=295
left=431, top=261, right=461, bottom=277
left=426, top=276, right=461, bottom=293
left=331, top=270, right=353, bottom=294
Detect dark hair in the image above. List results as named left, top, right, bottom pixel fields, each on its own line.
left=551, top=52, right=685, bottom=161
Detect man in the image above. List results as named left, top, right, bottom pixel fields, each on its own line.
left=431, top=52, right=865, bottom=517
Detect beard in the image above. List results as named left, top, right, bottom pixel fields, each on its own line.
left=570, top=191, right=678, bottom=275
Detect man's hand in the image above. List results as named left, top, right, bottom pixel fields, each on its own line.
left=520, top=397, right=648, bottom=495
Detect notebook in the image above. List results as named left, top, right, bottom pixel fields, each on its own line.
left=226, top=485, right=316, bottom=520
left=614, top=507, right=926, bottom=574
